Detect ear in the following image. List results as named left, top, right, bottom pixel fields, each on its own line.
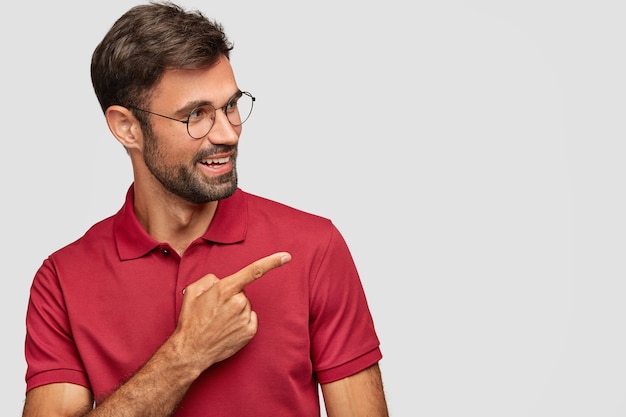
left=105, top=105, right=144, bottom=150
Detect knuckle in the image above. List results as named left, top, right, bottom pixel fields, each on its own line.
left=231, top=293, right=249, bottom=309
left=188, top=274, right=218, bottom=294
left=251, top=264, right=264, bottom=279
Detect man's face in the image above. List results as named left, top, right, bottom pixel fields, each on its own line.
left=141, top=56, right=243, bottom=204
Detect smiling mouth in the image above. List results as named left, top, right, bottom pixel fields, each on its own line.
left=200, top=156, right=230, bottom=166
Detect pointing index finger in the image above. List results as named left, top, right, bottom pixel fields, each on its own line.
left=224, top=252, right=291, bottom=293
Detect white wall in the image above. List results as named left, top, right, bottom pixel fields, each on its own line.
left=3, top=1, right=625, bottom=415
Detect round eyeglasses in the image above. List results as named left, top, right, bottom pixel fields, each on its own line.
left=128, top=91, right=255, bottom=139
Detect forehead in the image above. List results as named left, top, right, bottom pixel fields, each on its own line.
left=150, top=56, right=238, bottom=106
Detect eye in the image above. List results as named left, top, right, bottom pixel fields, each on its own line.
left=188, top=105, right=213, bottom=123
left=225, top=92, right=244, bottom=113
left=225, top=99, right=239, bottom=114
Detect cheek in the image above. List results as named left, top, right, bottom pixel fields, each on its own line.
left=148, top=127, right=197, bottom=161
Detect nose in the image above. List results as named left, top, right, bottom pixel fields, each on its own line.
left=205, top=110, right=240, bottom=145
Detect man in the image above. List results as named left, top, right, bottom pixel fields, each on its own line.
left=22, top=2, right=388, bottom=416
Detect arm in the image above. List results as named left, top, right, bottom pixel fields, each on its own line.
left=23, top=329, right=208, bottom=417
left=22, top=383, right=93, bottom=417
left=321, top=363, right=389, bottom=417
left=23, top=252, right=291, bottom=417
left=23, top=335, right=204, bottom=417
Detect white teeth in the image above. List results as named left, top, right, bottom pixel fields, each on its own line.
left=201, top=156, right=229, bottom=164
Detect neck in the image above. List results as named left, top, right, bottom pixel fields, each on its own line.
left=132, top=181, right=219, bottom=256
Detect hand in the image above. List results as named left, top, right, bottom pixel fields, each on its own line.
left=173, top=252, right=291, bottom=372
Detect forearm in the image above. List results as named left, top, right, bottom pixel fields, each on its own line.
left=87, top=335, right=203, bottom=417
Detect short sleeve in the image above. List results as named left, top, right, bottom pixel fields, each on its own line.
left=309, top=224, right=382, bottom=384
left=24, top=258, right=90, bottom=392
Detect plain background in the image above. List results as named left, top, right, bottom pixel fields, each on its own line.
left=3, top=0, right=626, bottom=415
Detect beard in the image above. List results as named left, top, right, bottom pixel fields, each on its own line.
left=142, top=130, right=238, bottom=204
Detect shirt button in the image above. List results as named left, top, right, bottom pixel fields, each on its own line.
left=162, top=249, right=170, bottom=256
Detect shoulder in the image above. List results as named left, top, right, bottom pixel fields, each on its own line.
left=240, top=189, right=335, bottom=230
left=47, top=213, right=117, bottom=262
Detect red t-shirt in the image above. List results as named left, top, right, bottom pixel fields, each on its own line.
left=25, top=186, right=382, bottom=416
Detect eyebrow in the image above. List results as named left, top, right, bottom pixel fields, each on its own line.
left=173, top=90, right=242, bottom=117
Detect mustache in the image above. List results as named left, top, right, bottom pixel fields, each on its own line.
left=196, top=145, right=237, bottom=161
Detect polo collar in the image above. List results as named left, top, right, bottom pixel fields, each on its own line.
left=114, top=184, right=248, bottom=260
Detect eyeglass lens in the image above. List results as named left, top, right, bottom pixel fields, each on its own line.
left=187, top=91, right=254, bottom=138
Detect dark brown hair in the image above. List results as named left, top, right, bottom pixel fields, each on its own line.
left=90, top=1, right=233, bottom=113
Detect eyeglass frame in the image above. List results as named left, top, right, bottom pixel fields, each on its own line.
left=127, top=90, right=255, bottom=139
